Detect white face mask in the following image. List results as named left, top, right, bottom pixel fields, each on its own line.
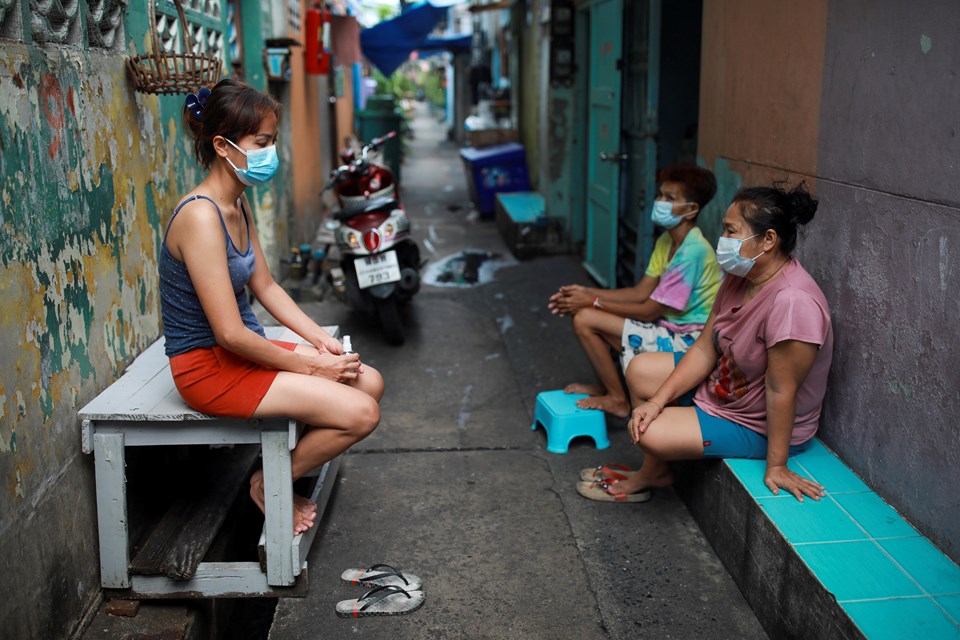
left=716, top=234, right=764, bottom=277
left=650, top=200, right=696, bottom=229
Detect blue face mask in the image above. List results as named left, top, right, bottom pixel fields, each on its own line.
left=716, top=234, right=764, bottom=277
left=650, top=199, right=696, bottom=229
left=225, top=138, right=279, bottom=186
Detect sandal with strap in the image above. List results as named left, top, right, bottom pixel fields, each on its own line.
left=335, top=585, right=426, bottom=618
left=576, top=479, right=652, bottom=503
left=578, top=463, right=637, bottom=482
left=341, top=563, right=422, bottom=591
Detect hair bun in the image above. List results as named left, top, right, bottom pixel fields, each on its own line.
left=786, top=182, right=818, bottom=226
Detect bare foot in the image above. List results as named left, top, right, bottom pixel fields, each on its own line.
left=575, top=394, right=631, bottom=418
left=607, top=468, right=674, bottom=496
left=564, top=382, right=605, bottom=396
left=293, top=495, right=318, bottom=535
left=249, top=470, right=318, bottom=535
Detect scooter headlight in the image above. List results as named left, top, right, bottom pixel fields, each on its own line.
left=362, top=229, right=382, bottom=252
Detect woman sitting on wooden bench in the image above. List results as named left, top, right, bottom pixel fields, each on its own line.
left=160, top=78, right=383, bottom=534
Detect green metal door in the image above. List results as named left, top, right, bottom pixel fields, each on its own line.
left=620, top=0, right=661, bottom=287
left=582, top=0, right=624, bottom=287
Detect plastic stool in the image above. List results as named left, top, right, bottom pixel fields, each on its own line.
left=532, top=390, right=610, bottom=454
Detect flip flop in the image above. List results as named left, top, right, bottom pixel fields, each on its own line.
left=576, top=479, right=652, bottom=503
left=335, top=585, right=426, bottom=618
left=579, top=463, right=638, bottom=482
left=341, top=564, right=422, bottom=591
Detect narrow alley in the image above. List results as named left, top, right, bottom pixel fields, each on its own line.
left=263, top=103, right=768, bottom=639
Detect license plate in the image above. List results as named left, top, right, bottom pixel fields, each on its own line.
left=355, top=250, right=401, bottom=289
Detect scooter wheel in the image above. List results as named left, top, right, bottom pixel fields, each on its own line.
left=375, top=297, right=405, bottom=346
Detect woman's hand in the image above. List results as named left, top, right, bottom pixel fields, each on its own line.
left=316, top=335, right=343, bottom=355
left=764, top=465, right=825, bottom=502
left=548, top=284, right=593, bottom=317
left=628, top=401, right=663, bottom=443
left=301, top=352, right=363, bottom=383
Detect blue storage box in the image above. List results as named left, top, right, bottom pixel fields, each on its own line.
left=459, top=143, right=532, bottom=217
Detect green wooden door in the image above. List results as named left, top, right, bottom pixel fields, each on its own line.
left=621, top=0, right=661, bottom=287
left=582, top=0, right=624, bottom=287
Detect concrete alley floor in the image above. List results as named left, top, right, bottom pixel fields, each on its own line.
left=266, top=103, right=768, bottom=640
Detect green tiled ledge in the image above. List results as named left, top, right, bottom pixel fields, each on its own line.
left=726, top=439, right=960, bottom=639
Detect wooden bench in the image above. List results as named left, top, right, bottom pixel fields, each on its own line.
left=79, top=326, right=339, bottom=598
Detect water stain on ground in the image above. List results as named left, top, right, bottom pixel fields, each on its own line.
left=424, top=249, right=517, bottom=287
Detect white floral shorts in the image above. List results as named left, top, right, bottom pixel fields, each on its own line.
left=620, top=319, right=699, bottom=372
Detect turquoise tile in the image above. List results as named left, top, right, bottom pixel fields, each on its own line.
left=796, top=541, right=923, bottom=600
left=880, top=537, right=960, bottom=596
left=793, top=437, right=834, bottom=458
left=833, top=492, right=920, bottom=539
left=843, top=598, right=960, bottom=640
left=795, top=453, right=869, bottom=493
left=726, top=457, right=808, bottom=498
left=758, top=496, right=867, bottom=543
left=935, top=594, right=960, bottom=623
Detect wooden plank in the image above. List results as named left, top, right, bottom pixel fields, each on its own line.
left=94, top=432, right=130, bottom=588
left=129, top=445, right=261, bottom=580
left=257, top=457, right=341, bottom=576
left=114, top=563, right=308, bottom=599
left=261, top=430, right=296, bottom=586
left=78, top=365, right=173, bottom=419
left=296, top=456, right=340, bottom=575
left=90, top=420, right=291, bottom=447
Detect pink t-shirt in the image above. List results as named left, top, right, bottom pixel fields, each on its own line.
left=693, top=259, right=833, bottom=445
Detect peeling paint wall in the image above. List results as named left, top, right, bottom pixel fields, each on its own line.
left=0, top=45, right=169, bottom=639
left=698, top=0, right=960, bottom=563
left=0, top=3, right=287, bottom=638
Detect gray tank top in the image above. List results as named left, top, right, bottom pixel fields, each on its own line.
left=159, top=195, right=265, bottom=357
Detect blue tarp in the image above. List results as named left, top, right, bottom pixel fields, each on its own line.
left=360, top=0, right=469, bottom=76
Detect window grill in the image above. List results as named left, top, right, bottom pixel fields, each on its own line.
left=85, top=0, right=126, bottom=50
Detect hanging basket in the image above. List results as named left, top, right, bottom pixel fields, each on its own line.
left=126, top=0, right=222, bottom=95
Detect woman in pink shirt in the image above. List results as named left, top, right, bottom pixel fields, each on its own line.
left=578, top=183, right=833, bottom=503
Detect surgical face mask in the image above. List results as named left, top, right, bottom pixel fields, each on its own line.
left=650, top=200, right=696, bottom=229
left=716, top=234, right=764, bottom=277
left=224, top=138, right=279, bottom=186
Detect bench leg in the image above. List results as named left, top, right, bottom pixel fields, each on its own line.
left=261, top=430, right=296, bottom=586
left=93, top=432, right=130, bottom=588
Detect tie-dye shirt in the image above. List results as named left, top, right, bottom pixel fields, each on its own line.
left=645, top=227, right=721, bottom=332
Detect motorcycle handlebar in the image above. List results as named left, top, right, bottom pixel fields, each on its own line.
left=322, top=131, right=397, bottom=191
left=362, top=130, right=397, bottom=155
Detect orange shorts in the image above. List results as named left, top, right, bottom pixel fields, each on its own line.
left=169, top=340, right=298, bottom=418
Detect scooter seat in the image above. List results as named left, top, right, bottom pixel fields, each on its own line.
left=336, top=197, right=399, bottom=220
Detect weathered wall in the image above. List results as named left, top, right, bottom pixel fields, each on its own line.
left=0, top=45, right=172, bottom=640
left=803, top=0, right=960, bottom=562
left=0, top=3, right=292, bottom=638
left=698, top=0, right=960, bottom=563
left=697, top=0, right=828, bottom=237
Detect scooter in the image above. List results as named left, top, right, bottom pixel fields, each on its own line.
left=320, top=132, right=422, bottom=345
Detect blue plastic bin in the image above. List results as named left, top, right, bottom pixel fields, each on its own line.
left=459, top=143, right=532, bottom=217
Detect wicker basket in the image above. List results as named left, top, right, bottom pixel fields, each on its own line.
left=126, top=0, right=222, bottom=95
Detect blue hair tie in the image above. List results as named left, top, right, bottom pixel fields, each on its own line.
left=185, top=87, right=211, bottom=121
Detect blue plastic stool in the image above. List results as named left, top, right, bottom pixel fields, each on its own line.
left=532, top=390, right=610, bottom=454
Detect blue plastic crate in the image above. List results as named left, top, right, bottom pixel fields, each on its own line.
left=460, top=143, right=532, bottom=216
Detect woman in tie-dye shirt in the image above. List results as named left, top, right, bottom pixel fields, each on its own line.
left=548, top=164, right=721, bottom=417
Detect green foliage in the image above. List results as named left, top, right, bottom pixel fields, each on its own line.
left=371, top=64, right=446, bottom=109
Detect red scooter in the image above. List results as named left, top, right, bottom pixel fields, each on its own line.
left=321, top=132, right=422, bottom=345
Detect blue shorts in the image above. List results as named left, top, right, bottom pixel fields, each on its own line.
left=671, top=353, right=812, bottom=459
